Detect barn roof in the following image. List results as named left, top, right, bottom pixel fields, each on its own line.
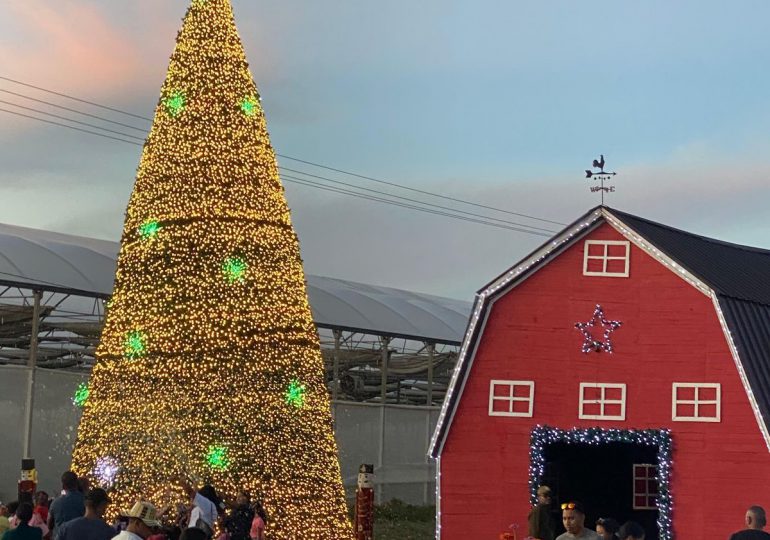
left=430, top=206, right=770, bottom=457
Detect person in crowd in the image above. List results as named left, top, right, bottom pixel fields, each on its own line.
left=528, top=485, right=555, bottom=540
left=249, top=501, right=266, bottom=540
left=54, top=488, right=113, bottom=540
left=1, top=503, right=42, bottom=540
left=617, top=521, right=645, bottom=540
left=596, top=517, right=620, bottom=539
left=223, top=491, right=253, bottom=540
left=5, top=504, right=19, bottom=529
left=32, top=494, right=48, bottom=525
left=112, top=502, right=162, bottom=540
left=179, top=529, right=207, bottom=540
left=729, top=506, right=770, bottom=540
left=47, top=471, right=84, bottom=537
left=77, top=477, right=90, bottom=495
left=178, top=479, right=218, bottom=539
left=0, top=503, right=10, bottom=536
left=555, top=501, right=601, bottom=540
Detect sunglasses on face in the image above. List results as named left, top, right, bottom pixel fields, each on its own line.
left=561, top=503, right=577, bottom=510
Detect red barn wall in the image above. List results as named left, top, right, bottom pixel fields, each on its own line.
left=439, top=222, right=770, bottom=540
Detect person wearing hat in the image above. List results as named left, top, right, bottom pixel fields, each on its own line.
left=556, top=501, right=601, bottom=540
left=528, top=485, right=556, bottom=540
left=54, top=488, right=114, bottom=540
left=112, top=502, right=162, bottom=540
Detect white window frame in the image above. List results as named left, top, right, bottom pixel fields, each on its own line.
left=632, top=463, right=658, bottom=510
left=583, top=240, right=631, bottom=277
left=488, top=380, right=534, bottom=417
left=672, top=383, right=721, bottom=422
left=579, top=383, right=626, bottom=420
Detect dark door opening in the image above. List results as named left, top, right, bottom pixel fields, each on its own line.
left=540, top=441, right=659, bottom=539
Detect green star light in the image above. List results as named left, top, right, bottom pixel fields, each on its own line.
left=124, top=330, right=146, bottom=360
left=240, top=97, right=258, bottom=117
left=286, top=379, right=306, bottom=408
left=138, top=220, right=160, bottom=240
left=206, top=445, right=230, bottom=471
left=223, top=256, right=247, bottom=284
left=164, top=92, right=185, bottom=116
left=73, top=383, right=90, bottom=407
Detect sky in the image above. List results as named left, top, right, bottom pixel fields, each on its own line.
left=1, top=0, right=770, bottom=300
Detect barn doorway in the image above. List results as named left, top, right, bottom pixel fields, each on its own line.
left=530, top=427, right=672, bottom=540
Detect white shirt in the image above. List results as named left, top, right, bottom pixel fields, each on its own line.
left=188, top=492, right=218, bottom=529
left=112, top=531, right=143, bottom=540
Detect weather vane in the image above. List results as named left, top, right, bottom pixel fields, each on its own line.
left=584, top=154, right=618, bottom=205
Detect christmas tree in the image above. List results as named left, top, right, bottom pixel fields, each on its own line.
left=71, top=1, right=354, bottom=537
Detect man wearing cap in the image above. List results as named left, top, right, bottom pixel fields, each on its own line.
left=528, top=485, right=556, bottom=540
left=556, top=501, right=601, bottom=540
left=54, top=488, right=114, bottom=540
left=112, top=501, right=162, bottom=540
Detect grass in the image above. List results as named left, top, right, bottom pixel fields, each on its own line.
left=373, top=500, right=436, bottom=540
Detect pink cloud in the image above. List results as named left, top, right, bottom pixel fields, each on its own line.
left=0, top=1, right=145, bottom=97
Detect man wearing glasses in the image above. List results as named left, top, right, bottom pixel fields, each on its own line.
left=556, top=501, right=601, bottom=540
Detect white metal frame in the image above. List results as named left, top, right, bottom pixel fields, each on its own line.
left=672, top=382, right=721, bottom=422
left=583, top=240, right=631, bottom=277
left=632, top=463, right=658, bottom=510
left=488, top=380, right=535, bottom=417
left=579, top=382, right=627, bottom=420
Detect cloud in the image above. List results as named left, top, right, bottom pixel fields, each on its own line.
left=0, top=1, right=145, bottom=97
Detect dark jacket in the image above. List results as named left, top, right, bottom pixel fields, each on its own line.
left=528, top=503, right=555, bottom=540
left=1, top=523, right=44, bottom=540
left=224, top=505, right=255, bottom=540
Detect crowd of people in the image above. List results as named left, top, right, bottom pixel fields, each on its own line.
left=527, top=484, right=770, bottom=540
left=0, top=471, right=268, bottom=540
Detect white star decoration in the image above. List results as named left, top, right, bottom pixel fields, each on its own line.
left=574, top=304, right=622, bottom=353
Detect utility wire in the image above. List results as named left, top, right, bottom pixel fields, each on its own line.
left=0, top=75, right=151, bottom=122
left=0, top=104, right=554, bottom=236
left=0, top=108, right=142, bottom=146
left=0, top=99, right=147, bottom=141
left=0, top=88, right=148, bottom=133
left=0, top=76, right=565, bottom=226
left=281, top=174, right=551, bottom=236
left=279, top=166, right=556, bottom=233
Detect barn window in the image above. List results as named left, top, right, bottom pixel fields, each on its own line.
left=632, top=463, right=658, bottom=510
left=578, top=383, right=626, bottom=420
left=488, top=380, right=535, bottom=417
left=672, top=383, right=721, bottom=422
left=583, top=240, right=630, bottom=277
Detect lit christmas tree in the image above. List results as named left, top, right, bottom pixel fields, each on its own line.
left=71, top=1, right=354, bottom=537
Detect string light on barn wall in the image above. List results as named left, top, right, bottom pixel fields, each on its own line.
left=70, top=1, right=354, bottom=538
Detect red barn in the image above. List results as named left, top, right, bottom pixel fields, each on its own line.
left=429, top=206, right=770, bottom=540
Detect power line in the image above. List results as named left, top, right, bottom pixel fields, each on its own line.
left=0, top=76, right=565, bottom=227
left=279, top=166, right=556, bottom=234
left=276, top=154, right=565, bottom=226
left=0, top=108, right=143, bottom=146
left=0, top=104, right=555, bottom=236
left=281, top=175, right=551, bottom=236
left=0, top=75, right=151, bottom=122
left=0, top=99, right=147, bottom=141
left=0, top=88, right=148, bottom=133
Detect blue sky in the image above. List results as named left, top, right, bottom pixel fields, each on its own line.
left=1, top=0, right=769, bottom=299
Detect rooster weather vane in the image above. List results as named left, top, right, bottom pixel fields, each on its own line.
left=584, top=154, right=618, bottom=205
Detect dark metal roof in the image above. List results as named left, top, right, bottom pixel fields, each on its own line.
left=431, top=206, right=770, bottom=457
left=608, top=208, right=770, bottom=305
left=607, top=207, right=770, bottom=437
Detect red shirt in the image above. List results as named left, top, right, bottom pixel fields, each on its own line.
left=34, top=505, right=48, bottom=522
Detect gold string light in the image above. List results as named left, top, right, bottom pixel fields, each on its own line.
left=71, top=1, right=354, bottom=537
